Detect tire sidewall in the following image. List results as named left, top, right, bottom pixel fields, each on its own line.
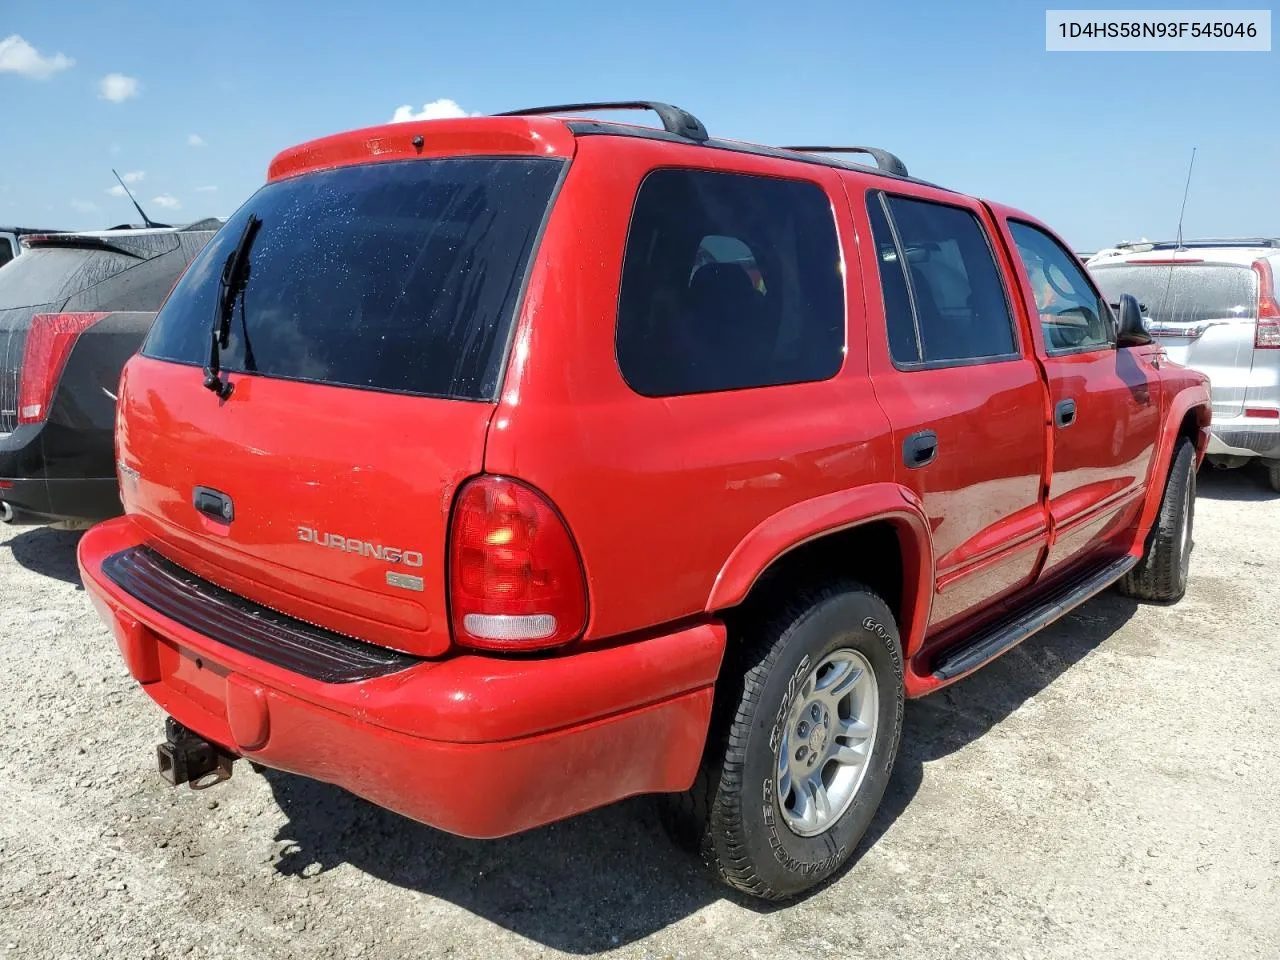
left=1169, top=442, right=1196, bottom=591
left=735, top=590, right=904, bottom=895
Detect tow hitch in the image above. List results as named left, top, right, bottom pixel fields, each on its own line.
left=156, top=717, right=237, bottom=788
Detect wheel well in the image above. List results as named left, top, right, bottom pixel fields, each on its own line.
left=1179, top=405, right=1210, bottom=457
left=727, top=520, right=907, bottom=635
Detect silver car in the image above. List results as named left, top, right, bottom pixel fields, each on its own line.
left=1089, top=239, right=1280, bottom=491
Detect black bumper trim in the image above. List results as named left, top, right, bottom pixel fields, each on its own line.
left=101, top=546, right=422, bottom=683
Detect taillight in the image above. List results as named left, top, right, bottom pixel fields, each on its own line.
left=1254, top=259, right=1280, bottom=349
left=448, top=476, right=587, bottom=652
left=17, top=313, right=108, bottom=424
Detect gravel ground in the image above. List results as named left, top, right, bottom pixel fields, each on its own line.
left=1, top=466, right=1277, bottom=960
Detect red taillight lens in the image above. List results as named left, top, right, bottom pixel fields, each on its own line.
left=448, top=476, right=587, bottom=652
left=17, top=312, right=108, bottom=424
left=1254, top=259, right=1280, bottom=349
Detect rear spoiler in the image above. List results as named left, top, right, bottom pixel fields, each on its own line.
left=19, top=231, right=182, bottom=260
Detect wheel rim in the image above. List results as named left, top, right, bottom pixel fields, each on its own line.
left=775, top=648, right=879, bottom=838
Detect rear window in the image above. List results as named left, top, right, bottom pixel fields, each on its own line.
left=1089, top=263, right=1258, bottom=324
left=615, top=168, right=844, bottom=397
left=0, top=237, right=13, bottom=269
left=142, top=157, right=564, bottom=401
left=0, top=247, right=137, bottom=309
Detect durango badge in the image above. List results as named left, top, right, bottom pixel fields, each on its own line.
left=296, top=525, right=424, bottom=568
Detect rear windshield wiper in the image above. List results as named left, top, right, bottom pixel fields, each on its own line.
left=204, top=214, right=262, bottom=399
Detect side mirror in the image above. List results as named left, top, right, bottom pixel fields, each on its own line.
left=1116, top=293, right=1152, bottom=347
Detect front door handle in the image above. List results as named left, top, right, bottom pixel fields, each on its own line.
left=903, top=430, right=938, bottom=469
left=1055, top=398, right=1077, bottom=428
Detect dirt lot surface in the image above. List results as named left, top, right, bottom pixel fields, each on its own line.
left=1, top=467, right=1278, bottom=960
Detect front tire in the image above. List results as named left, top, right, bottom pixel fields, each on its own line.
left=1118, top=438, right=1196, bottom=602
left=663, top=582, right=904, bottom=900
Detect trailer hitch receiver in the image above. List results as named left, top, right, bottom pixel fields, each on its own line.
left=156, top=717, right=237, bottom=788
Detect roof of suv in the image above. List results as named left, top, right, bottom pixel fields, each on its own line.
left=1089, top=238, right=1280, bottom=267
left=267, top=99, right=955, bottom=193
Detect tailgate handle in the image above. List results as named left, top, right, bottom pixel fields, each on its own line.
left=1055, top=399, right=1077, bottom=428
left=193, top=486, right=234, bottom=523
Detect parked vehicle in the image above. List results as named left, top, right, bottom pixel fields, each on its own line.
left=1088, top=238, right=1280, bottom=490
left=0, top=222, right=219, bottom=525
left=0, top=225, right=67, bottom=270
left=77, top=102, right=1211, bottom=900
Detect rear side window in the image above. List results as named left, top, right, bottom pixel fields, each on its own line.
left=0, top=237, right=14, bottom=269
left=1089, top=262, right=1258, bottom=325
left=867, top=193, right=1017, bottom=366
left=143, top=157, right=564, bottom=401
left=616, top=169, right=844, bottom=397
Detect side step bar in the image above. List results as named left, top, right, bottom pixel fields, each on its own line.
left=932, top=555, right=1138, bottom=682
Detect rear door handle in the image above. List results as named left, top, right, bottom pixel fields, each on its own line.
left=903, top=430, right=938, bottom=469
left=1055, top=399, right=1077, bottom=428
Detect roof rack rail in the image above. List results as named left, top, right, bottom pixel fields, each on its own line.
left=781, top=145, right=909, bottom=178
left=1117, top=237, right=1280, bottom=250
left=495, top=101, right=708, bottom=143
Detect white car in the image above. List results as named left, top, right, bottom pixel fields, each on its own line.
left=1089, top=238, right=1280, bottom=490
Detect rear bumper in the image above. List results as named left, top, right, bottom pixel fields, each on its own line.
left=78, top=516, right=724, bottom=838
left=1207, top=415, right=1280, bottom=460
left=1, top=421, right=122, bottom=522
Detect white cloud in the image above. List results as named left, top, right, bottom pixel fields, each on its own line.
left=195, top=185, right=217, bottom=193
left=105, top=170, right=144, bottom=196
left=98, top=72, right=141, bottom=103
left=0, top=35, right=74, bottom=79
left=390, top=98, right=471, bottom=123
left=70, top=199, right=99, bottom=213
left=151, top=194, right=181, bottom=210
left=187, top=133, right=206, bottom=147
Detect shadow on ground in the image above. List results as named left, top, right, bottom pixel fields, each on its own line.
left=1196, top=463, right=1278, bottom=502
left=263, top=590, right=1139, bottom=951
left=1, top=525, right=85, bottom=587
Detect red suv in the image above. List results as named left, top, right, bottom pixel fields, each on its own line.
left=79, top=102, right=1211, bottom=900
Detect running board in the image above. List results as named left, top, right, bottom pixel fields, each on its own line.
left=931, top=555, right=1138, bottom=682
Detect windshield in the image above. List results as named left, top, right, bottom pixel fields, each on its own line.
left=1089, top=262, right=1257, bottom=325
left=143, top=156, right=564, bottom=401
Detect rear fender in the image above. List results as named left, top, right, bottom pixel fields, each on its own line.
left=1132, top=383, right=1211, bottom=550
left=706, top=482, right=935, bottom=659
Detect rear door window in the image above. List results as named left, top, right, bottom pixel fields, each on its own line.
left=615, top=168, right=844, bottom=397
left=143, top=157, right=565, bottom=401
left=867, top=192, right=1017, bottom=366
left=1009, top=221, right=1114, bottom=352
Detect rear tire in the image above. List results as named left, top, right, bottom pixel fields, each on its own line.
left=660, top=582, right=904, bottom=901
left=1266, top=462, right=1280, bottom=493
left=1118, top=438, right=1196, bottom=602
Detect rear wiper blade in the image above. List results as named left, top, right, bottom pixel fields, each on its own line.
left=204, top=214, right=262, bottom=399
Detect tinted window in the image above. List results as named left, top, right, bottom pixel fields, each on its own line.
left=866, top=195, right=919, bottom=363
left=1010, top=221, right=1113, bottom=352
left=143, top=157, right=563, bottom=401
left=1090, top=262, right=1257, bottom=325
left=875, top=195, right=1016, bottom=364
left=0, top=238, right=13, bottom=269
left=616, top=169, right=843, bottom=397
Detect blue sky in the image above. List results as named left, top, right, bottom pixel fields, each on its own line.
left=1, top=1, right=1276, bottom=249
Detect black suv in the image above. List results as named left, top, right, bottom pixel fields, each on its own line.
left=1, top=222, right=218, bottom=525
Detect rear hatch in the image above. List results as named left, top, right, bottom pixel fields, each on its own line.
left=0, top=234, right=175, bottom=434
left=1090, top=259, right=1258, bottom=418
left=118, top=154, right=565, bottom=657
left=0, top=236, right=172, bottom=435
